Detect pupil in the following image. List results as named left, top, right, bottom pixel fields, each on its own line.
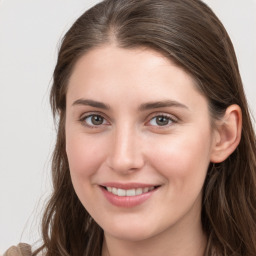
left=156, top=116, right=168, bottom=126
left=92, top=115, right=103, bottom=125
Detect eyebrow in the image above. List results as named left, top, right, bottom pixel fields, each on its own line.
left=138, top=100, right=189, bottom=111
left=72, top=99, right=110, bottom=110
left=72, top=98, right=189, bottom=111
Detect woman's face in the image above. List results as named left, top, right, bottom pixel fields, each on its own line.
left=65, top=46, right=216, bottom=242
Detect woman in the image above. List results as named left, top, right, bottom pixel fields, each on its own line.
left=4, top=0, right=256, bottom=255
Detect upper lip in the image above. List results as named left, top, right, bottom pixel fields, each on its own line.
left=100, top=182, right=160, bottom=189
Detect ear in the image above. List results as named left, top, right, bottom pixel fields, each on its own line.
left=210, top=104, right=242, bottom=163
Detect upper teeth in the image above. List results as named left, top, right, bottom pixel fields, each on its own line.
left=106, top=187, right=155, bottom=197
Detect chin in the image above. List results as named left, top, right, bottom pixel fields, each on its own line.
left=103, top=220, right=160, bottom=242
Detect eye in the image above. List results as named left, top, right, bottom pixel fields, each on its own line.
left=148, top=115, right=175, bottom=127
left=81, top=114, right=108, bottom=127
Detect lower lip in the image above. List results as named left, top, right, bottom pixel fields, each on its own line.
left=100, top=186, right=158, bottom=208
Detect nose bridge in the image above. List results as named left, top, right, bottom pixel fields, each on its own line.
left=107, top=122, right=144, bottom=173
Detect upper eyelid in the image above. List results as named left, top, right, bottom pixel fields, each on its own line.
left=146, top=112, right=178, bottom=122
left=79, top=111, right=109, bottom=121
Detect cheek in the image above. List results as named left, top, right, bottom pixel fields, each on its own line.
left=149, top=129, right=211, bottom=191
left=65, top=132, right=109, bottom=209
left=66, top=132, right=106, bottom=178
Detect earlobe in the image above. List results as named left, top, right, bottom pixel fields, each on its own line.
left=210, top=104, right=242, bottom=163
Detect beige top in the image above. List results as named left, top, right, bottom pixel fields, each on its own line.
left=3, top=244, right=32, bottom=256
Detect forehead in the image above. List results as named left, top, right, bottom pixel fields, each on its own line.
left=66, top=45, right=208, bottom=112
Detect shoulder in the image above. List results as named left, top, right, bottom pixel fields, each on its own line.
left=3, top=243, right=32, bottom=256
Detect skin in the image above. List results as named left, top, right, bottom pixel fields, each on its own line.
left=65, top=45, right=231, bottom=256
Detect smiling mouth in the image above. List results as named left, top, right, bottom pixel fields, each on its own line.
left=102, top=186, right=159, bottom=197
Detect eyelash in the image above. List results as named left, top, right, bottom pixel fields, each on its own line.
left=79, top=112, right=177, bottom=129
left=147, top=114, right=177, bottom=128
left=79, top=113, right=109, bottom=128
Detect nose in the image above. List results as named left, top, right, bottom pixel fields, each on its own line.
left=106, top=125, right=145, bottom=174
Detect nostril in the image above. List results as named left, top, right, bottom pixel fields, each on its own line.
left=106, top=156, right=144, bottom=174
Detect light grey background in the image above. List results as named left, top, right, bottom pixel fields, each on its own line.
left=0, top=0, right=255, bottom=253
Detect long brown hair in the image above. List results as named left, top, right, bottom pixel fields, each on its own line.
left=33, top=0, right=256, bottom=255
